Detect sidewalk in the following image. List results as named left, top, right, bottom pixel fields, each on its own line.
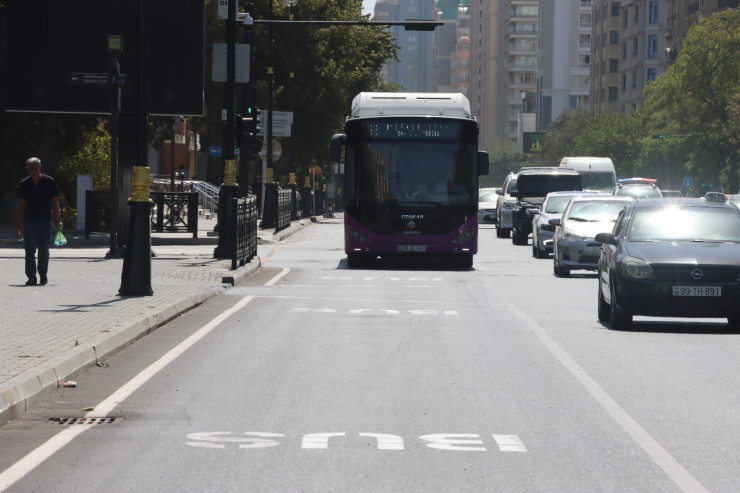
left=0, top=214, right=310, bottom=426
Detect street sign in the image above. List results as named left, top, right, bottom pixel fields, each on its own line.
left=212, top=43, right=251, bottom=83
left=258, top=122, right=292, bottom=137
left=259, top=140, right=283, bottom=162
left=683, top=177, right=693, bottom=188
left=523, top=132, right=544, bottom=153
left=271, top=111, right=294, bottom=124
left=208, top=146, right=240, bottom=157
left=67, top=72, right=111, bottom=85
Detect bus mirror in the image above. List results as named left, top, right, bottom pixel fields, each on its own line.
left=478, top=151, right=490, bottom=176
left=330, top=134, right=346, bottom=162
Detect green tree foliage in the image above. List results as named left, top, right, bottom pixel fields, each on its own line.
left=55, top=120, right=112, bottom=201
left=481, top=137, right=521, bottom=187
left=643, top=9, right=740, bottom=192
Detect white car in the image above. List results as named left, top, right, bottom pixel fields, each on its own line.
left=478, top=187, right=500, bottom=224
left=495, top=173, right=517, bottom=238
left=551, top=196, right=633, bottom=277
left=531, top=191, right=602, bottom=258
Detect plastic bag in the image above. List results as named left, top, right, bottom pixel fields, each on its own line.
left=53, top=229, right=67, bottom=247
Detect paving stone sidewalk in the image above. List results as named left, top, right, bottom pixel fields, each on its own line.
left=0, top=218, right=308, bottom=426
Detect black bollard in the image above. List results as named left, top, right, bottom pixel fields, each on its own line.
left=259, top=168, right=276, bottom=229
left=289, top=172, right=300, bottom=221
left=120, top=166, right=154, bottom=296
left=214, top=159, right=239, bottom=259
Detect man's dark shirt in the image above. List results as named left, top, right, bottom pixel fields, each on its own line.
left=19, top=174, right=59, bottom=220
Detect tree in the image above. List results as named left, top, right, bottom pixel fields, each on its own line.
left=643, top=9, right=740, bottom=192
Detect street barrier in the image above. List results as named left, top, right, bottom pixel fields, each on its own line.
left=276, top=189, right=292, bottom=232
left=150, top=192, right=199, bottom=237
left=231, top=195, right=259, bottom=270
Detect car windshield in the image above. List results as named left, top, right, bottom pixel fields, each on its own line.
left=479, top=191, right=498, bottom=202
left=544, top=196, right=575, bottom=214
left=616, top=186, right=661, bottom=199
left=627, top=206, right=740, bottom=242
left=567, top=201, right=628, bottom=222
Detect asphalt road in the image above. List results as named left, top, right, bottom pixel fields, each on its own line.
left=1, top=220, right=738, bottom=492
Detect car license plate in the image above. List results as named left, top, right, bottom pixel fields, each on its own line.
left=397, top=245, right=426, bottom=252
left=672, top=285, right=721, bottom=297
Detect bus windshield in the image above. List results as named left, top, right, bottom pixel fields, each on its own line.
left=345, top=119, right=478, bottom=208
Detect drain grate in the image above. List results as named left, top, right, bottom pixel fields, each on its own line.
left=49, top=417, right=120, bottom=425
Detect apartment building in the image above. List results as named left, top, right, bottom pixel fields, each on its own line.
left=375, top=0, right=436, bottom=92
left=467, top=0, right=498, bottom=148
left=536, top=0, right=593, bottom=131
left=499, top=0, right=539, bottom=139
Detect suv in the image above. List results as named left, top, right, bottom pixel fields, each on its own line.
left=510, top=167, right=582, bottom=245
left=495, top=173, right=518, bottom=238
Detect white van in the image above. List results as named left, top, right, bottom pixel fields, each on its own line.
left=559, top=157, right=616, bottom=192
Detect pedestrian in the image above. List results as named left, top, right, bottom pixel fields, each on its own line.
left=15, top=157, right=62, bottom=286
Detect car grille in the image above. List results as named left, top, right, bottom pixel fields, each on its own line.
left=651, top=264, right=740, bottom=283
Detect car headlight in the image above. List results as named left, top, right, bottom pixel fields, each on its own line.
left=620, top=256, right=655, bottom=280
left=562, top=227, right=585, bottom=242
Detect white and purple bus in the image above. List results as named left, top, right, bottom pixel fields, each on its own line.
left=330, top=92, right=489, bottom=268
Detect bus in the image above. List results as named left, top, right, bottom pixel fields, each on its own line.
left=329, top=92, right=489, bottom=268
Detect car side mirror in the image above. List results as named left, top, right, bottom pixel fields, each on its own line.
left=595, top=232, right=617, bottom=246
left=548, top=217, right=561, bottom=226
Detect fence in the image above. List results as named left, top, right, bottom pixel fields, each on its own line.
left=276, top=189, right=292, bottom=232
left=150, top=192, right=199, bottom=237
left=232, top=195, right=259, bottom=270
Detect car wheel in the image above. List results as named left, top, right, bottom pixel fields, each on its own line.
left=532, top=243, right=538, bottom=258
left=553, top=258, right=570, bottom=278
left=535, top=243, right=548, bottom=259
left=609, top=281, right=632, bottom=330
left=728, top=316, right=740, bottom=327
left=496, top=226, right=509, bottom=238
left=512, top=229, right=527, bottom=245
left=597, top=282, right=610, bottom=322
left=347, top=253, right=373, bottom=268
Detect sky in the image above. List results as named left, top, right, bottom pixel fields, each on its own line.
left=362, top=0, right=376, bottom=16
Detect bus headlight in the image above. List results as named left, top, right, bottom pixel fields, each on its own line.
left=348, top=226, right=370, bottom=243
left=452, top=227, right=476, bottom=244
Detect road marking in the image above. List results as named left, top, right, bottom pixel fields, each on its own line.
left=506, top=302, right=709, bottom=493
left=265, top=267, right=290, bottom=286
left=302, top=432, right=346, bottom=449
left=260, top=246, right=280, bottom=264
left=360, top=433, right=405, bottom=450
left=419, top=434, right=487, bottom=452
left=492, top=434, right=527, bottom=452
left=292, top=308, right=457, bottom=316
left=0, top=294, right=256, bottom=492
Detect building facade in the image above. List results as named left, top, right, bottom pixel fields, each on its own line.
left=536, top=0, right=593, bottom=131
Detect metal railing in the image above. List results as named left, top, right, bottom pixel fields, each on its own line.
left=232, top=195, right=259, bottom=270
left=150, top=192, right=199, bottom=237
left=276, top=189, right=292, bottom=232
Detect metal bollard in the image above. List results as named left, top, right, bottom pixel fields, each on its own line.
left=119, top=166, right=154, bottom=296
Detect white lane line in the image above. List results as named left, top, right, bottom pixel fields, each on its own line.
left=506, top=303, right=709, bottom=493
left=0, top=294, right=256, bottom=492
left=265, top=267, right=290, bottom=286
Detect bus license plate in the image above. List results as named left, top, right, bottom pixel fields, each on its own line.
left=672, top=285, right=721, bottom=297
left=397, top=245, right=426, bottom=252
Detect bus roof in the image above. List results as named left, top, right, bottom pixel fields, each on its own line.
left=350, top=92, right=473, bottom=119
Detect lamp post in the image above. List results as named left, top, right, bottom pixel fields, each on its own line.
left=284, top=0, right=299, bottom=219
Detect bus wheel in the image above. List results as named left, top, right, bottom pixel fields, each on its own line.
left=455, top=254, right=473, bottom=269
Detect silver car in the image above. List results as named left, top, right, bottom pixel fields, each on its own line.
left=531, top=191, right=602, bottom=258
left=551, top=196, right=633, bottom=277
left=495, top=173, right=517, bottom=238
left=478, top=187, right=500, bottom=224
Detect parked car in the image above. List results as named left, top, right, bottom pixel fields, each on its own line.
left=478, top=187, right=500, bottom=224
left=613, top=178, right=663, bottom=199
left=551, top=196, right=633, bottom=277
left=596, top=192, right=740, bottom=330
left=495, top=173, right=517, bottom=238
left=531, top=190, right=602, bottom=258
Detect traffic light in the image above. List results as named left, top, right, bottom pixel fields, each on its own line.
left=652, top=134, right=670, bottom=139
left=237, top=112, right=263, bottom=155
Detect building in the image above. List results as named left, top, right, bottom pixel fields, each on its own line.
left=536, top=0, right=593, bottom=131
left=375, top=0, right=436, bottom=92
left=498, top=0, right=539, bottom=139
left=468, top=0, right=499, bottom=148
left=590, top=0, right=623, bottom=113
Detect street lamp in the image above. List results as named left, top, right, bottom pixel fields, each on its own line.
left=284, top=0, right=299, bottom=219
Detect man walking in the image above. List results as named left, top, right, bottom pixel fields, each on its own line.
left=15, top=157, right=62, bottom=286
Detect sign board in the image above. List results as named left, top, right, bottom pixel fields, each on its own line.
left=523, top=132, right=544, bottom=154
left=208, top=146, right=240, bottom=157
left=258, top=122, right=292, bottom=138
left=271, top=111, right=294, bottom=124
left=212, top=43, right=250, bottom=83
left=259, top=140, right=283, bottom=162
left=217, top=0, right=228, bottom=19
left=683, top=177, right=693, bottom=188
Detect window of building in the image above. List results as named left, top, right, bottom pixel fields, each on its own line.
left=622, top=42, right=627, bottom=59
left=648, top=35, right=657, bottom=58
left=622, top=74, right=627, bottom=90
left=647, top=68, right=657, bottom=81
left=633, top=38, right=638, bottom=55
left=649, top=1, right=659, bottom=24
left=580, top=13, right=592, bottom=28
left=609, top=86, right=618, bottom=101
left=612, top=2, right=620, bottom=16
left=610, top=31, right=619, bottom=45
left=634, top=5, right=639, bottom=21
left=579, top=33, right=591, bottom=49
left=579, top=54, right=590, bottom=67
left=632, top=70, right=637, bottom=88
left=622, top=10, right=628, bottom=27
left=609, top=59, right=619, bottom=73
